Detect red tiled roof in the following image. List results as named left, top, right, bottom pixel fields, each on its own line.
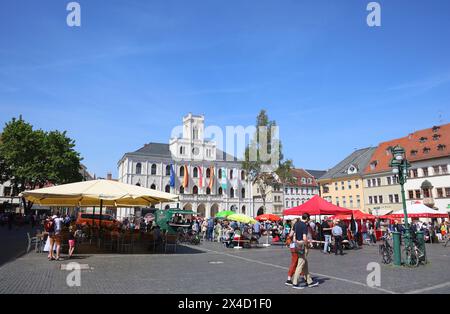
left=364, top=123, right=450, bottom=174
left=285, top=168, right=318, bottom=187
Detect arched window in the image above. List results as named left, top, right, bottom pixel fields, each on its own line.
left=193, top=186, right=199, bottom=195
left=180, top=186, right=185, bottom=194
left=230, top=169, right=233, bottom=179
left=241, top=188, right=246, bottom=199
left=136, top=183, right=141, bottom=187
left=150, top=184, right=156, bottom=190
left=165, top=165, right=171, bottom=176
left=179, top=146, right=184, bottom=155
left=241, top=205, right=246, bottom=215
left=230, top=188, right=235, bottom=198
left=136, top=163, right=142, bottom=175
left=164, top=205, right=170, bottom=210
left=241, top=170, right=245, bottom=180
left=180, top=166, right=185, bottom=177
left=218, top=187, right=223, bottom=195
left=193, top=167, right=198, bottom=178
left=206, top=187, right=211, bottom=195
left=165, top=185, right=170, bottom=193
left=218, top=170, right=222, bottom=179
left=206, top=168, right=211, bottom=178
left=151, top=164, right=157, bottom=175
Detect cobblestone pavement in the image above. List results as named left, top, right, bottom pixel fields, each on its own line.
left=1, top=239, right=450, bottom=294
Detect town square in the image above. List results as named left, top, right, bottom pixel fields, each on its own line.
left=0, top=0, right=450, bottom=299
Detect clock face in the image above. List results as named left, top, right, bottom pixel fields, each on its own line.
left=192, top=147, right=200, bottom=156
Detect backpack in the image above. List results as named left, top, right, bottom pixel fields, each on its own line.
left=44, top=220, right=55, bottom=233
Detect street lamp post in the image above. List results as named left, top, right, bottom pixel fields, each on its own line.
left=389, top=145, right=411, bottom=265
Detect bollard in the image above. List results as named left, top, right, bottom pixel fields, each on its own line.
left=392, top=231, right=401, bottom=266
left=416, top=231, right=427, bottom=264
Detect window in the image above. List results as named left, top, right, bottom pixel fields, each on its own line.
left=230, top=170, right=233, bottom=179
left=150, top=184, right=156, bottom=190
left=443, top=165, right=449, bottom=174
left=3, top=187, right=11, bottom=197
left=379, top=195, right=383, bottom=204
left=179, top=146, right=185, bottom=155
left=387, top=177, right=392, bottom=185
left=369, top=196, right=373, bottom=204
left=230, top=188, right=235, bottom=198
left=411, top=150, right=418, bottom=156
left=394, top=195, right=399, bottom=203
left=241, top=188, right=246, bottom=198
left=218, top=170, right=222, bottom=179
left=415, top=190, right=421, bottom=199
left=423, top=188, right=431, bottom=198
left=180, top=186, right=184, bottom=194
left=335, top=182, right=338, bottom=191
left=291, top=188, right=294, bottom=194
left=437, top=188, right=443, bottom=198
left=349, top=196, right=353, bottom=208
left=136, top=163, right=142, bottom=175
left=374, top=196, right=379, bottom=204
left=296, top=188, right=299, bottom=194
left=355, top=181, right=359, bottom=189
left=445, top=188, right=450, bottom=198
left=193, top=186, right=198, bottom=195
left=367, top=179, right=372, bottom=187
left=348, top=181, right=352, bottom=189
left=341, top=182, right=345, bottom=190
left=356, top=195, right=361, bottom=208
left=432, top=126, right=440, bottom=133
left=419, top=137, right=428, bottom=143
left=206, top=187, right=211, bottom=195
left=286, top=201, right=289, bottom=208
left=151, top=164, right=157, bottom=175
left=218, top=187, right=223, bottom=195
left=335, top=197, right=340, bottom=207
left=302, top=178, right=306, bottom=184
left=433, top=134, right=441, bottom=141
left=433, top=166, right=440, bottom=175
left=422, top=168, right=429, bottom=177
left=408, top=191, right=414, bottom=199
left=377, top=178, right=381, bottom=186
left=206, top=168, right=211, bottom=178
left=165, top=185, right=170, bottom=193
left=193, top=128, right=199, bottom=140
left=241, top=170, right=245, bottom=180
left=423, top=147, right=431, bottom=154
left=180, top=166, right=185, bottom=177
left=411, top=169, right=418, bottom=178
left=372, top=179, right=376, bottom=187
left=165, top=165, right=171, bottom=176
left=437, top=144, right=447, bottom=151
left=389, top=195, right=394, bottom=203
left=206, top=149, right=212, bottom=158
left=285, top=188, right=288, bottom=194
left=193, top=167, right=198, bottom=178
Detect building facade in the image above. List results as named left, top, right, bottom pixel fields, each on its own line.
left=117, top=113, right=267, bottom=219
left=363, top=123, right=450, bottom=215
left=318, top=147, right=376, bottom=212
left=283, top=169, right=321, bottom=209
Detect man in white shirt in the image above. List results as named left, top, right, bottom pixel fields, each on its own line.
left=53, top=213, right=65, bottom=260
left=332, top=220, right=344, bottom=256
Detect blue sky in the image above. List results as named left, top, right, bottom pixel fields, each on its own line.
left=1, top=0, right=449, bottom=177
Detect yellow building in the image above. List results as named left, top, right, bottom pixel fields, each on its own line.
left=318, top=147, right=376, bottom=212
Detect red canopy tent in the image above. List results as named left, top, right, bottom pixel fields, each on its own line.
left=330, top=210, right=376, bottom=221
left=283, top=195, right=353, bottom=217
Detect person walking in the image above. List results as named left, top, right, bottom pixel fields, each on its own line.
left=332, top=220, right=344, bottom=256
left=350, top=216, right=359, bottom=249
left=68, top=226, right=76, bottom=259
left=53, top=213, right=64, bottom=260
left=292, top=214, right=319, bottom=289
left=321, top=218, right=332, bottom=254
left=201, top=219, right=208, bottom=240
left=285, top=219, right=298, bottom=286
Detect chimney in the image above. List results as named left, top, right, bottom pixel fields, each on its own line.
left=107, top=173, right=112, bottom=181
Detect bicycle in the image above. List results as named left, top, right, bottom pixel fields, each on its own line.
left=403, top=232, right=426, bottom=267
left=378, top=234, right=393, bottom=264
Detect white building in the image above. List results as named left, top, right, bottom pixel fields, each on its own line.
left=117, top=113, right=267, bottom=219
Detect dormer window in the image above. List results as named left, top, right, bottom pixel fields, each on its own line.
left=433, top=134, right=441, bottom=141
left=437, top=144, right=446, bottom=151
left=419, top=137, right=428, bottom=143
left=410, top=150, right=418, bottom=156
left=423, top=147, right=431, bottom=154
left=348, top=165, right=358, bottom=174
left=369, top=161, right=377, bottom=171
left=386, top=146, right=393, bottom=155
left=432, top=126, right=440, bottom=133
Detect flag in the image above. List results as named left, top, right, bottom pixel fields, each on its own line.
left=183, top=165, right=189, bottom=188
left=208, top=166, right=214, bottom=190
left=169, top=164, right=175, bottom=188
left=198, top=166, right=203, bottom=189
left=221, top=168, right=227, bottom=189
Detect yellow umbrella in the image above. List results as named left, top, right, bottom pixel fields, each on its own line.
left=20, top=179, right=178, bottom=207
left=227, top=213, right=256, bottom=224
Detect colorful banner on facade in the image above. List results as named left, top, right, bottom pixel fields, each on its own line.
left=169, top=164, right=175, bottom=187
left=183, top=165, right=189, bottom=188
left=221, top=168, right=227, bottom=190
left=208, top=166, right=214, bottom=190
left=198, top=166, right=203, bottom=189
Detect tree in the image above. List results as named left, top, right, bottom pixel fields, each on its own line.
left=243, top=110, right=293, bottom=214
left=0, top=116, right=83, bottom=213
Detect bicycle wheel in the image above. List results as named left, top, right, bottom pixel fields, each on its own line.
left=404, top=246, right=419, bottom=267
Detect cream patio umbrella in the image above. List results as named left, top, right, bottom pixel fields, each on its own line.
left=20, top=179, right=179, bottom=226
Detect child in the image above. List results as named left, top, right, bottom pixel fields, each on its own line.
left=68, top=226, right=76, bottom=259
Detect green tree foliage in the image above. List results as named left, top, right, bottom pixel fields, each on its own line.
left=0, top=116, right=83, bottom=212
left=243, top=110, right=293, bottom=213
